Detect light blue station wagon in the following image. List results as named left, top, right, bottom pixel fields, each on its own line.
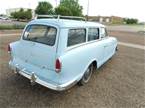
left=8, top=16, right=117, bottom=91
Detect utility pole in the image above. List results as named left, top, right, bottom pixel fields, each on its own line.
left=87, top=0, right=90, bottom=21
left=55, top=0, right=57, bottom=7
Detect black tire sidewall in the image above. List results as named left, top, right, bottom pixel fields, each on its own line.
left=79, top=64, right=93, bottom=86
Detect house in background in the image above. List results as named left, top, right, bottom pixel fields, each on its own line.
left=6, top=8, right=35, bottom=19
left=88, top=16, right=124, bottom=24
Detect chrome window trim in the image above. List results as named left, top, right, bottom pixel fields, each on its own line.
left=65, top=27, right=109, bottom=51
left=65, top=37, right=109, bottom=51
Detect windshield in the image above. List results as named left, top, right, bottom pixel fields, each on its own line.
left=23, top=25, right=57, bottom=46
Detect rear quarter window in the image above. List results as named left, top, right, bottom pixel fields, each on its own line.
left=23, top=25, right=57, bottom=46
left=67, top=28, right=86, bottom=47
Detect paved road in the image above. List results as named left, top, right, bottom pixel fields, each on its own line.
left=107, top=25, right=145, bottom=33
left=118, top=42, right=145, bottom=50
left=0, top=33, right=21, bottom=36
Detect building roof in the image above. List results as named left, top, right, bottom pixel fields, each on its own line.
left=28, top=19, right=105, bottom=28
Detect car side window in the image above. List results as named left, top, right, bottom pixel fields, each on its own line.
left=100, top=28, right=108, bottom=38
left=88, top=28, right=99, bottom=41
left=67, top=28, right=86, bottom=47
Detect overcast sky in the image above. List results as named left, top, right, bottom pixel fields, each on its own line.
left=0, top=0, right=144, bottom=21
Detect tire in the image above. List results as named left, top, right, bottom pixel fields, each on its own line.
left=78, top=64, right=93, bottom=86
left=116, top=46, right=118, bottom=51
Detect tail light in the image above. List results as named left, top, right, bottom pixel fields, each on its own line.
left=8, top=44, right=11, bottom=53
left=55, top=58, right=61, bottom=73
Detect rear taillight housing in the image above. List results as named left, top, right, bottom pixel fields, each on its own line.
left=55, top=59, right=61, bottom=73
left=8, top=44, right=11, bottom=53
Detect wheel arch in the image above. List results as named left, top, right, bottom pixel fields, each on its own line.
left=78, top=59, right=97, bottom=85
left=82, top=59, right=97, bottom=76
left=92, top=60, right=97, bottom=70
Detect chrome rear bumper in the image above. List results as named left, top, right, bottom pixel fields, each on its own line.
left=9, top=62, right=77, bottom=91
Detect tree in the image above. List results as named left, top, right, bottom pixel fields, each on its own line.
left=26, top=9, right=32, bottom=20
left=124, top=18, right=138, bottom=24
left=18, top=8, right=25, bottom=19
left=55, top=0, right=83, bottom=16
left=35, top=1, right=54, bottom=15
left=11, top=8, right=32, bottom=20
left=55, top=6, right=72, bottom=16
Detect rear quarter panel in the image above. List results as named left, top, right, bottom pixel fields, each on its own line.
left=58, top=41, right=105, bottom=84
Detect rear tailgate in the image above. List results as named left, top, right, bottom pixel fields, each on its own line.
left=12, top=24, right=58, bottom=71
left=16, top=40, right=57, bottom=70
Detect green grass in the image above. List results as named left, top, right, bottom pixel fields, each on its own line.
left=0, top=24, right=25, bottom=30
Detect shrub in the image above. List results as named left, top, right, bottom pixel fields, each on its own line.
left=11, top=8, right=32, bottom=21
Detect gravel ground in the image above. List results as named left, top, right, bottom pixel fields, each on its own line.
left=0, top=31, right=145, bottom=108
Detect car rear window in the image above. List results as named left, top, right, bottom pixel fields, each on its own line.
left=67, top=29, right=86, bottom=47
left=23, top=25, right=57, bottom=46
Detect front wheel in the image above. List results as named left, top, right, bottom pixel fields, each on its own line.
left=116, top=46, right=118, bottom=51
left=78, top=64, right=93, bottom=86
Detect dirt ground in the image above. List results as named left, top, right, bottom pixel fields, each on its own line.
left=0, top=30, right=145, bottom=108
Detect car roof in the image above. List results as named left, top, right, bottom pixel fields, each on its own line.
left=28, top=19, right=105, bottom=28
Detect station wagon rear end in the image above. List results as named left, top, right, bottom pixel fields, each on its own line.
left=8, top=16, right=117, bottom=91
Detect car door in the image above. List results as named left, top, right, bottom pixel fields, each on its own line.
left=100, top=27, right=111, bottom=62
left=87, top=28, right=104, bottom=67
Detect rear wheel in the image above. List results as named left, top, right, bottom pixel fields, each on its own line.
left=78, top=64, right=93, bottom=86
